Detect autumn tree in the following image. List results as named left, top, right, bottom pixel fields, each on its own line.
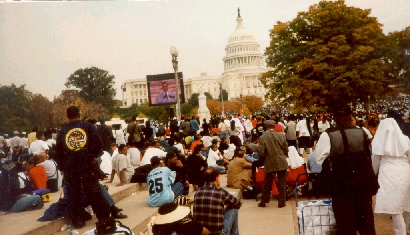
left=241, top=95, right=263, bottom=113
left=206, top=100, right=222, bottom=115
left=261, top=1, right=388, bottom=111
left=52, top=90, right=107, bottom=127
left=29, top=94, right=53, bottom=130
left=65, top=67, right=116, bottom=112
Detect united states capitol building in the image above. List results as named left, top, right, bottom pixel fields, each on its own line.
left=121, top=10, right=268, bottom=107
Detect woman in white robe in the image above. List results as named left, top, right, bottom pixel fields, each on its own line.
left=371, top=118, right=410, bottom=235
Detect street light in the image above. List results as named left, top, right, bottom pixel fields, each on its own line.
left=170, top=46, right=181, bottom=121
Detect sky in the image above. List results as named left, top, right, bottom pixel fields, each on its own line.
left=0, top=0, right=409, bottom=101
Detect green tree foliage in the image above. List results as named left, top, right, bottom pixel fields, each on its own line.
left=0, top=84, right=32, bottom=134
left=261, top=1, right=388, bottom=110
left=65, top=67, right=116, bottom=112
left=381, top=28, right=410, bottom=91
left=188, top=92, right=213, bottom=107
left=217, top=89, right=228, bottom=102
left=112, top=103, right=139, bottom=119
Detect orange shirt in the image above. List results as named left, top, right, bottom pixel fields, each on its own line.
left=190, top=140, right=202, bottom=152
left=252, top=119, right=257, bottom=128
left=29, top=165, right=47, bottom=190
left=210, top=127, right=220, bottom=136
left=274, top=124, right=283, bottom=132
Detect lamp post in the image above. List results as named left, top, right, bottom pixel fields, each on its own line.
left=170, top=46, right=181, bottom=121
left=219, top=82, right=224, bottom=116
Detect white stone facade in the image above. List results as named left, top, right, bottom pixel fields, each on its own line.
left=120, top=10, right=267, bottom=107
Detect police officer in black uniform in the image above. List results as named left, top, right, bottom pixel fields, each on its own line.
left=56, top=106, right=111, bottom=228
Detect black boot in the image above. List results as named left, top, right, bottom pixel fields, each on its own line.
left=110, top=205, right=127, bottom=219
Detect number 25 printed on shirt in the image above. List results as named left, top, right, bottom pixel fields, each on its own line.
left=148, top=177, right=163, bottom=194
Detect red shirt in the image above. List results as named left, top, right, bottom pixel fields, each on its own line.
left=210, top=127, right=220, bottom=136
left=190, top=140, right=202, bottom=152
left=274, top=124, right=283, bottom=132
left=29, top=165, right=47, bottom=190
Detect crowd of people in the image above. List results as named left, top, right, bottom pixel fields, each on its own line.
left=0, top=103, right=409, bottom=235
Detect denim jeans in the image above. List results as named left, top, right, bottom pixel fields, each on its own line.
left=220, top=131, right=228, bottom=139
left=222, top=208, right=239, bottom=235
left=211, top=165, right=227, bottom=174
left=9, top=195, right=43, bottom=212
left=261, top=170, right=287, bottom=205
left=171, top=182, right=184, bottom=198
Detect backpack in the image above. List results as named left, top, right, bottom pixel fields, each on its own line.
left=0, top=161, right=22, bottom=211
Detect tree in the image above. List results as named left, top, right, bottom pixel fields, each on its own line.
left=218, top=89, right=228, bottom=102
left=188, top=92, right=213, bottom=107
left=206, top=100, right=222, bottom=115
left=52, top=90, right=107, bottom=127
left=65, top=67, right=116, bottom=112
left=261, top=1, right=388, bottom=111
left=241, top=95, right=263, bottom=113
left=0, top=84, right=32, bottom=133
left=29, top=94, right=53, bottom=130
left=381, top=28, right=410, bottom=92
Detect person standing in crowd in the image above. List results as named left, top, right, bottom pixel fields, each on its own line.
left=97, top=117, right=115, bottom=154
left=10, top=131, right=21, bottom=162
left=55, top=106, right=112, bottom=228
left=218, top=118, right=229, bottom=140
left=317, top=115, right=330, bottom=137
left=113, top=125, right=126, bottom=146
left=28, top=126, right=38, bottom=146
left=285, top=114, right=297, bottom=147
left=143, top=120, right=154, bottom=142
left=371, top=111, right=410, bottom=235
left=127, top=116, right=143, bottom=148
left=193, top=167, right=242, bottom=235
left=316, top=105, right=378, bottom=235
left=296, top=114, right=311, bottom=155
left=190, top=116, right=200, bottom=135
left=170, top=117, right=179, bottom=137
left=258, top=120, right=288, bottom=208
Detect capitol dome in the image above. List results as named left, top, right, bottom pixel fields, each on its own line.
left=223, top=9, right=265, bottom=73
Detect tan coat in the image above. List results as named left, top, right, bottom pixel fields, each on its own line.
left=259, top=130, right=288, bottom=173
left=227, top=157, right=252, bottom=189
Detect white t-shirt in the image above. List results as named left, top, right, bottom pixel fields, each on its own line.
left=207, top=148, right=223, bottom=166
left=29, top=140, right=49, bottom=155
left=19, top=137, right=29, bottom=148
left=39, top=159, right=58, bottom=179
left=100, top=151, right=113, bottom=175
left=317, top=121, right=330, bottom=132
left=128, top=147, right=141, bottom=166
left=112, top=153, right=135, bottom=183
left=114, top=129, right=126, bottom=145
left=46, top=139, right=56, bottom=147
left=141, top=148, right=167, bottom=166
left=174, top=143, right=184, bottom=155
left=296, top=120, right=310, bottom=137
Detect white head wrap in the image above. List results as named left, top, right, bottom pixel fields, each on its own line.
left=372, top=118, right=410, bottom=157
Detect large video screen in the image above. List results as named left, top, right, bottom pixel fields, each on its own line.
left=147, top=72, right=185, bottom=106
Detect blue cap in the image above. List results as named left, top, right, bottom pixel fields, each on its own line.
left=99, top=117, right=105, bottom=123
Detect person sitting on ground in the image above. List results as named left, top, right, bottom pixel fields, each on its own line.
left=164, top=152, right=190, bottom=196
left=25, top=157, right=47, bottom=190
left=141, top=140, right=167, bottom=166
left=227, top=148, right=252, bottom=190
left=37, top=152, right=62, bottom=192
left=165, top=138, right=180, bottom=157
left=186, top=144, right=208, bottom=191
left=207, top=144, right=228, bottom=174
left=193, top=167, right=242, bottom=235
left=152, top=202, right=209, bottom=235
left=173, top=136, right=186, bottom=160
left=127, top=142, right=141, bottom=167
left=218, top=136, right=229, bottom=156
left=147, top=156, right=184, bottom=207
left=109, top=144, right=135, bottom=186
left=0, top=160, right=43, bottom=213
left=29, top=131, right=49, bottom=156
left=190, top=134, right=203, bottom=152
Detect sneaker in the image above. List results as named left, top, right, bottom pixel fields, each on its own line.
left=258, top=202, right=266, bottom=207
left=278, top=203, right=286, bottom=208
